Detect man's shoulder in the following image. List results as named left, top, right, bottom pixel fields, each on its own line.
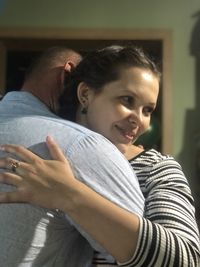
left=27, top=115, right=98, bottom=136
left=25, top=116, right=112, bottom=153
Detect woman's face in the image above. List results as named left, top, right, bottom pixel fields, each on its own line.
left=81, top=67, right=159, bottom=153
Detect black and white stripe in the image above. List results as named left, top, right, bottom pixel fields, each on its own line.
left=93, top=149, right=200, bottom=266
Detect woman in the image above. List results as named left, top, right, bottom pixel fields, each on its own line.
left=0, top=45, right=199, bottom=266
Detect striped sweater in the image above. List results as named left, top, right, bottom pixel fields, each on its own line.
left=93, top=149, right=200, bottom=267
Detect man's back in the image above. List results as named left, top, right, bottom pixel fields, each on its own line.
left=0, top=92, right=94, bottom=267
left=0, top=91, right=144, bottom=266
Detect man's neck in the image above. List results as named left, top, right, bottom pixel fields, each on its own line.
left=21, top=86, right=56, bottom=112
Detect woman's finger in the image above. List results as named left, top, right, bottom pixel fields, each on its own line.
left=0, top=144, right=40, bottom=163
left=0, top=157, right=12, bottom=169
left=46, top=136, right=67, bottom=162
left=0, top=172, right=22, bottom=186
left=0, top=191, right=25, bottom=203
left=0, top=157, right=21, bottom=171
left=0, top=157, right=33, bottom=175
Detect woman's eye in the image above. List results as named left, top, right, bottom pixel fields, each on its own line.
left=143, top=106, right=154, bottom=116
left=121, top=96, right=133, bottom=106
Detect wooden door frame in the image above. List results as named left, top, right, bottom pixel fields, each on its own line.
left=0, top=27, right=172, bottom=154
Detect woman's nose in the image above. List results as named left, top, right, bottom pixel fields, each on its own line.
left=128, top=110, right=143, bottom=125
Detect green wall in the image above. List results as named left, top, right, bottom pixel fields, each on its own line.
left=0, top=0, right=199, bottom=192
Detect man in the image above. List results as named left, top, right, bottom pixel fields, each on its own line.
left=21, top=46, right=82, bottom=113
left=0, top=47, right=144, bottom=266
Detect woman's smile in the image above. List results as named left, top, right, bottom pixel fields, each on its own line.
left=114, top=124, right=137, bottom=143
left=78, top=67, right=159, bottom=153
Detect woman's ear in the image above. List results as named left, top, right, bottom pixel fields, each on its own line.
left=77, top=82, right=90, bottom=106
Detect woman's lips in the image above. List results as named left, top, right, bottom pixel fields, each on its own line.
left=115, top=125, right=136, bottom=142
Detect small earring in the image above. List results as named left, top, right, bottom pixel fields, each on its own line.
left=81, top=106, right=87, bottom=114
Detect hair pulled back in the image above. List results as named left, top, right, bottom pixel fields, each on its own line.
left=59, top=45, right=160, bottom=121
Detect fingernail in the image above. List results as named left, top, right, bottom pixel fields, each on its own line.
left=46, top=135, right=54, bottom=143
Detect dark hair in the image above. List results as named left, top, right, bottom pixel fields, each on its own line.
left=59, top=45, right=161, bottom=121
left=25, top=46, right=81, bottom=81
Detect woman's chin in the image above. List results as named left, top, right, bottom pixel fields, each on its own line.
left=115, top=143, right=132, bottom=154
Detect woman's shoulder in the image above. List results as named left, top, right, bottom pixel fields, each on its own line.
left=129, top=148, right=178, bottom=167
left=142, top=148, right=174, bottom=160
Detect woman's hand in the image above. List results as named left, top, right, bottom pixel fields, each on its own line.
left=0, top=136, right=140, bottom=263
left=0, top=136, right=79, bottom=210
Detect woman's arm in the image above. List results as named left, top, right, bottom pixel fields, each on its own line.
left=128, top=150, right=200, bottom=267
left=0, top=138, right=199, bottom=266
left=0, top=136, right=140, bottom=264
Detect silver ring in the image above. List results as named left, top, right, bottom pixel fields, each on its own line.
left=10, top=160, right=20, bottom=173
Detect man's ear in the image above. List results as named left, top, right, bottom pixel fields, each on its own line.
left=77, top=82, right=90, bottom=106
left=60, top=61, right=75, bottom=87
left=64, top=61, right=76, bottom=73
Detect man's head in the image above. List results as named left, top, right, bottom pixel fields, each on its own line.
left=21, top=46, right=82, bottom=112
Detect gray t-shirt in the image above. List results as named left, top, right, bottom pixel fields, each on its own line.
left=0, top=91, right=144, bottom=267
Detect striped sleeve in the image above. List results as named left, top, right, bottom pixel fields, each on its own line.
left=93, top=149, right=200, bottom=266
left=118, top=150, right=200, bottom=266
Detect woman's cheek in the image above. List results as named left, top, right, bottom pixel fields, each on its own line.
left=140, top=124, right=149, bottom=136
